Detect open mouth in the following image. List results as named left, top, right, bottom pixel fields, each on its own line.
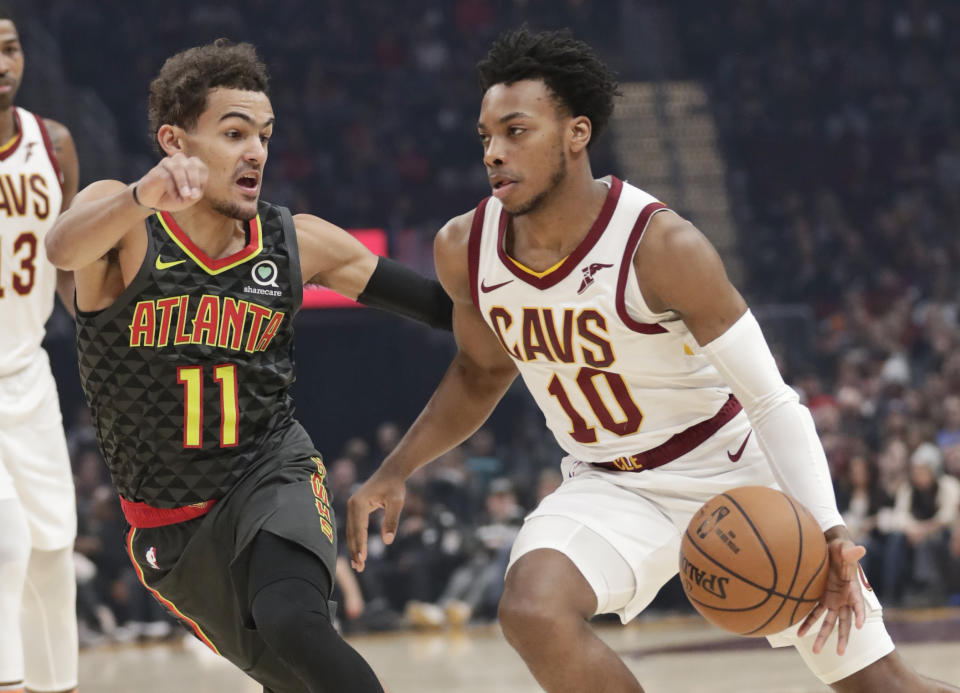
left=237, top=174, right=259, bottom=190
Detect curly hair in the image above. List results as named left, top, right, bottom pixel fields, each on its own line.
left=477, top=27, right=620, bottom=146
left=147, top=39, right=269, bottom=154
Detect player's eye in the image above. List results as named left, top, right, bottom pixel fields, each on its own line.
left=508, top=126, right=525, bottom=136
left=478, top=134, right=490, bottom=146
left=260, top=134, right=271, bottom=144
left=225, top=130, right=241, bottom=139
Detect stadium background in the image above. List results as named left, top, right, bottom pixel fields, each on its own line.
left=10, top=0, right=960, bottom=642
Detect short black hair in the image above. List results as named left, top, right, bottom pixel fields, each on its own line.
left=477, top=27, right=620, bottom=145
left=0, top=4, right=18, bottom=25
left=147, top=38, right=269, bottom=155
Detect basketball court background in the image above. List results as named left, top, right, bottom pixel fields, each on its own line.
left=79, top=609, right=960, bottom=691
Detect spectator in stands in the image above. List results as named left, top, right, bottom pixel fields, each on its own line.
left=880, top=443, right=960, bottom=605
left=407, top=478, right=523, bottom=628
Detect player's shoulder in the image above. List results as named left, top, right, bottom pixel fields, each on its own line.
left=435, top=207, right=477, bottom=253
left=433, top=208, right=479, bottom=300
left=639, top=208, right=714, bottom=264
left=291, top=210, right=343, bottom=240
left=40, top=117, right=72, bottom=142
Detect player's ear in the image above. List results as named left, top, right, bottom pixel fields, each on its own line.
left=157, top=124, right=185, bottom=157
left=569, top=116, right=591, bottom=153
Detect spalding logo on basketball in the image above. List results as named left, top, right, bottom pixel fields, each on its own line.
left=679, top=486, right=828, bottom=636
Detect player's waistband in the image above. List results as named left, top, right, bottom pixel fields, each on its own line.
left=591, top=394, right=742, bottom=473
left=120, top=497, right=217, bottom=528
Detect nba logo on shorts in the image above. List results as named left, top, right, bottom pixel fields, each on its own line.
left=146, top=546, right=159, bottom=570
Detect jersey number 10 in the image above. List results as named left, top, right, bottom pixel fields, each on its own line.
left=547, top=367, right=644, bottom=444
left=177, top=364, right=239, bottom=448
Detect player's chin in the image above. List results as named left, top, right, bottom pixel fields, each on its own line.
left=212, top=195, right=259, bottom=222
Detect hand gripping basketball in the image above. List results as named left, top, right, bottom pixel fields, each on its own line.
left=134, top=153, right=209, bottom=211
left=680, top=486, right=829, bottom=637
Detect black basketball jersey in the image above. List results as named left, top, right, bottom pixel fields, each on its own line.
left=77, top=200, right=316, bottom=507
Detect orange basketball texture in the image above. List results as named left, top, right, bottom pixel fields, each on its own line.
left=679, top=486, right=828, bottom=636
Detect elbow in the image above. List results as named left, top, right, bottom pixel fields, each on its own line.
left=44, top=230, right=70, bottom=269
left=44, top=225, right=83, bottom=270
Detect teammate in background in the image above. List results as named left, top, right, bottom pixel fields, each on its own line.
left=45, top=40, right=449, bottom=693
left=0, top=8, right=81, bottom=693
left=347, top=28, right=959, bottom=693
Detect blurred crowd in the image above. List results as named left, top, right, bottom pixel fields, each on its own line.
left=34, top=0, right=616, bottom=235
left=678, top=0, right=960, bottom=608
left=24, top=0, right=960, bottom=643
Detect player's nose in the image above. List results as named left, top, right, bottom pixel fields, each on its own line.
left=483, top=136, right=506, bottom=168
left=245, top=138, right=267, bottom=164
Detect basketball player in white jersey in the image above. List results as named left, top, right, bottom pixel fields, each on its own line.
left=0, top=9, right=80, bottom=693
left=348, top=28, right=958, bottom=693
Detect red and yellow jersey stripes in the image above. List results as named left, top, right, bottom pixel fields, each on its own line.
left=76, top=200, right=315, bottom=507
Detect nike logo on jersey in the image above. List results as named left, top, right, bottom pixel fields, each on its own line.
left=481, top=278, right=514, bottom=293
left=577, top=262, right=614, bottom=294
left=727, top=431, right=752, bottom=462
left=24, top=141, right=36, bottom=162
left=155, top=256, right=186, bottom=270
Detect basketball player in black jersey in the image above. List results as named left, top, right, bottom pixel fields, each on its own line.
left=44, top=40, right=448, bottom=693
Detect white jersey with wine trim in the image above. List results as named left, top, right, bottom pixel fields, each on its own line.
left=468, top=176, right=733, bottom=463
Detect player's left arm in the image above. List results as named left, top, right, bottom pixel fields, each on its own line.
left=294, top=213, right=452, bottom=329
left=636, top=210, right=864, bottom=653
left=44, top=118, right=79, bottom=316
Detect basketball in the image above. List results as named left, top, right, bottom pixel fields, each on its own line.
left=679, top=486, right=828, bottom=637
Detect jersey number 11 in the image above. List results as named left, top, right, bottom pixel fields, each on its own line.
left=176, top=364, right=239, bottom=448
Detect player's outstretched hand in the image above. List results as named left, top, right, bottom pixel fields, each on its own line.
left=134, top=153, right=208, bottom=211
left=796, top=530, right=867, bottom=656
left=346, top=468, right=407, bottom=573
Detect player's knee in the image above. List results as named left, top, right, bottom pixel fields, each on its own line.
left=498, top=587, right=567, bottom=650
left=25, top=547, right=75, bottom=594
left=0, top=500, right=30, bottom=568
left=250, top=577, right=331, bottom=651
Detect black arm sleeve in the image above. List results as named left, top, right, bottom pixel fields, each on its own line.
left=356, top=256, right=453, bottom=331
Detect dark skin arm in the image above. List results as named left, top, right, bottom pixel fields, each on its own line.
left=637, top=209, right=865, bottom=654
left=346, top=210, right=518, bottom=571
left=44, top=118, right=79, bottom=316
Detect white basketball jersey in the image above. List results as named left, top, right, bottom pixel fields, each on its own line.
left=0, top=107, right=64, bottom=377
left=470, top=176, right=733, bottom=463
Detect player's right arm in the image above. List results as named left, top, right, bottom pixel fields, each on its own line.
left=346, top=211, right=518, bottom=572
left=45, top=154, right=207, bottom=309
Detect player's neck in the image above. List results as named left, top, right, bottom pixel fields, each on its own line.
left=168, top=204, right=249, bottom=259
left=511, top=170, right=608, bottom=253
left=0, top=105, right=17, bottom=145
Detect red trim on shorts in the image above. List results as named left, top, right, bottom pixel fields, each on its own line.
left=125, top=528, right=220, bottom=654
left=615, top=201, right=669, bottom=334
left=591, top=394, right=742, bottom=472
left=34, top=115, right=64, bottom=190
left=120, top=497, right=216, bottom=528
left=467, top=197, right=490, bottom=311
left=496, top=176, right=623, bottom=289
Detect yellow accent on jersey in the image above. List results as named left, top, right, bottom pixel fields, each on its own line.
left=156, top=212, right=263, bottom=275
left=213, top=364, right=239, bottom=447
left=505, top=253, right=568, bottom=278
left=155, top=256, right=186, bottom=270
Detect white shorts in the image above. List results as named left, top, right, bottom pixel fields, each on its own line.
left=508, top=411, right=894, bottom=684
left=0, top=350, right=76, bottom=550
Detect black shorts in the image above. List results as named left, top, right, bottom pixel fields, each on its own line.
left=126, top=453, right=337, bottom=693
